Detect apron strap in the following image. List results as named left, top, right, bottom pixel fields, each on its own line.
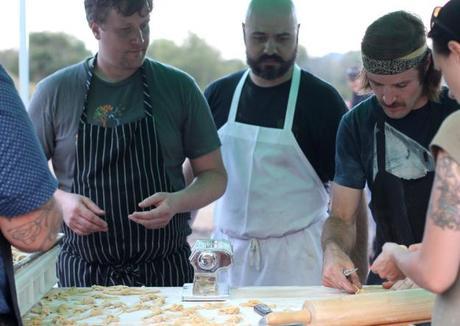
left=283, top=65, right=301, bottom=130
left=376, top=111, right=386, bottom=172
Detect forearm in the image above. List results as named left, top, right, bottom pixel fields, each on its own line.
left=350, top=198, right=369, bottom=281
left=322, top=195, right=369, bottom=281
left=1, top=196, right=63, bottom=252
left=322, top=215, right=357, bottom=255
left=174, top=168, right=227, bottom=213
left=393, top=244, right=458, bottom=294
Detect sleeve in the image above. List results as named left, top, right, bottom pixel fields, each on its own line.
left=182, top=78, right=221, bottom=159
left=333, top=112, right=367, bottom=189
left=0, top=75, right=57, bottom=217
left=28, top=80, right=56, bottom=159
left=431, top=110, right=460, bottom=164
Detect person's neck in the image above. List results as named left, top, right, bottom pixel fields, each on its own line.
left=249, top=66, right=294, bottom=88
left=94, top=57, right=138, bottom=83
left=413, top=95, right=429, bottom=111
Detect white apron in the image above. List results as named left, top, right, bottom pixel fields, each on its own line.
left=213, top=65, right=329, bottom=287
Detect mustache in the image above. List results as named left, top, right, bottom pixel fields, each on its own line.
left=384, top=102, right=405, bottom=109
left=257, top=54, right=285, bottom=63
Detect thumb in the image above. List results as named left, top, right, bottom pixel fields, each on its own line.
left=349, top=272, right=362, bottom=288
left=82, top=196, right=105, bottom=215
left=382, top=280, right=395, bottom=289
left=139, top=193, right=165, bottom=208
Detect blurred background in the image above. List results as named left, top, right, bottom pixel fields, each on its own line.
left=0, top=0, right=448, bottom=244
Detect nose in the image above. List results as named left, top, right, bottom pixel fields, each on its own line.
left=131, top=28, right=145, bottom=45
left=263, top=38, right=277, bottom=55
left=382, top=89, right=396, bottom=105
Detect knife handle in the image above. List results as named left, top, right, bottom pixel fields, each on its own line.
left=265, top=309, right=311, bottom=325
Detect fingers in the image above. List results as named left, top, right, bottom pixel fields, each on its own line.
left=382, top=280, right=395, bottom=289
left=78, top=200, right=108, bottom=232
left=131, top=193, right=177, bottom=229
left=138, top=193, right=165, bottom=208
left=82, top=197, right=105, bottom=215
left=322, top=266, right=361, bottom=294
left=64, top=195, right=108, bottom=235
left=128, top=206, right=173, bottom=229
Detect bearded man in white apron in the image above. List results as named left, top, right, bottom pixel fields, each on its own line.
left=204, top=0, right=348, bottom=286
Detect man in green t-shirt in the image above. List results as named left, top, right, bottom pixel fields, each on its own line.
left=29, top=0, right=227, bottom=287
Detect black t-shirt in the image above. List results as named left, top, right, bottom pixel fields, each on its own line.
left=204, top=69, right=348, bottom=183
left=334, top=90, right=460, bottom=190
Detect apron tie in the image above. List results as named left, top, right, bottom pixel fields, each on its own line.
left=249, top=239, right=261, bottom=271
left=106, top=264, right=141, bottom=286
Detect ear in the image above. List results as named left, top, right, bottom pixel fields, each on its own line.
left=296, top=23, right=300, bottom=43
left=448, top=41, right=460, bottom=62
left=242, top=23, right=247, bottom=45
left=90, top=22, right=101, bottom=40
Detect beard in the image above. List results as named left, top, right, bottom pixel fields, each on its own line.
left=246, top=50, right=297, bottom=80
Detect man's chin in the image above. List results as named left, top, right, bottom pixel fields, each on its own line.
left=383, top=107, right=409, bottom=119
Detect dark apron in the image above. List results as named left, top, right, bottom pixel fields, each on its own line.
left=0, top=236, right=21, bottom=326
left=368, top=111, right=434, bottom=285
left=58, top=57, right=193, bottom=287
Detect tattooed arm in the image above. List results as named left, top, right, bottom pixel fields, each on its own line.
left=371, top=149, right=460, bottom=293
left=0, top=195, right=62, bottom=253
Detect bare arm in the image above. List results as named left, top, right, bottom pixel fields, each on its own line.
left=173, top=148, right=227, bottom=212
left=129, top=148, right=227, bottom=229
left=321, top=183, right=368, bottom=292
left=373, top=150, right=460, bottom=293
left=0, top=195, right=62, bottom=253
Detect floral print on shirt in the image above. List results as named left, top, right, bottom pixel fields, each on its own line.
left=93, top=104, right=127, bottom=127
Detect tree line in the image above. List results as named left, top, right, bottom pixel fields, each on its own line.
left=0, top=32, right=362, bottom=101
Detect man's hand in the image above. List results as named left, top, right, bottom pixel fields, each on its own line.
left=322, top=243, right=362, bottom=294
left=128, top=192, right=178, bottom=229
left=370, top=242, right=407, bottom=285
left=56, top=190, right=107, bottom=236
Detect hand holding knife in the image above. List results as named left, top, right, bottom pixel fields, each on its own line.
left=343, top=267, right=361, bottom=294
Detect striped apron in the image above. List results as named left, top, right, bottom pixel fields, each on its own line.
left=57, top=58, right=194, bottom=287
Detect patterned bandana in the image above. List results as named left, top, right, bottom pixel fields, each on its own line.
left=362, top=44, right=428, bottom=75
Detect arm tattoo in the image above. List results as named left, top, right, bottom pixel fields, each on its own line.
left=7, top=198, right=60, bottom=247
left=428, top=151, right=460, bottom=231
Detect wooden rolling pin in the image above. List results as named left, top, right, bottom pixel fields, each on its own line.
left=265, top=288, right=435, bottom=326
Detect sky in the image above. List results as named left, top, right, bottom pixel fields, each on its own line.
left=1, top=0, right=450, bottom=60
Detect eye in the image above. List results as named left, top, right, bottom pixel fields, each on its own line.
left=395, top=82, right=408, bottom=89
left=119, top=27, right=133, bottom=37
left=276, top=35, right=292, bottom=42
left=141, top=22, right=150, bottom=32
left=369, top=80, right=382, bottom=88
left=251, top=34, right=267, bottom=42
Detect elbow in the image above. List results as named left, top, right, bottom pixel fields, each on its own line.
left=218, top=170, right=228, bottom=198
left=211, top=166, right=227, bottom=200
left=418, top=271, right=457, bottom=294
left=17, top=236, right=58, bottom=253
left=424, top=279, right=456, bottom=294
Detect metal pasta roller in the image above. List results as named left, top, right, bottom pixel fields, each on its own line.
left=182, top=239, right=233, bottom=301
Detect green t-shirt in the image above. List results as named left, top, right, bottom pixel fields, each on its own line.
left=86, top=69, right=144, bottom=127
left=29, top=57, right=221, bottom=193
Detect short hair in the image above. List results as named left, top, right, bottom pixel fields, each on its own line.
left=360, top=11, right=441, bottom=101
left=84, top=0, right=153, bottom=25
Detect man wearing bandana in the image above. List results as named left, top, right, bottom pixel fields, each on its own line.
left=321, top=11, right=460, bottom=293
left=203, top=0, right=347, bottom=287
